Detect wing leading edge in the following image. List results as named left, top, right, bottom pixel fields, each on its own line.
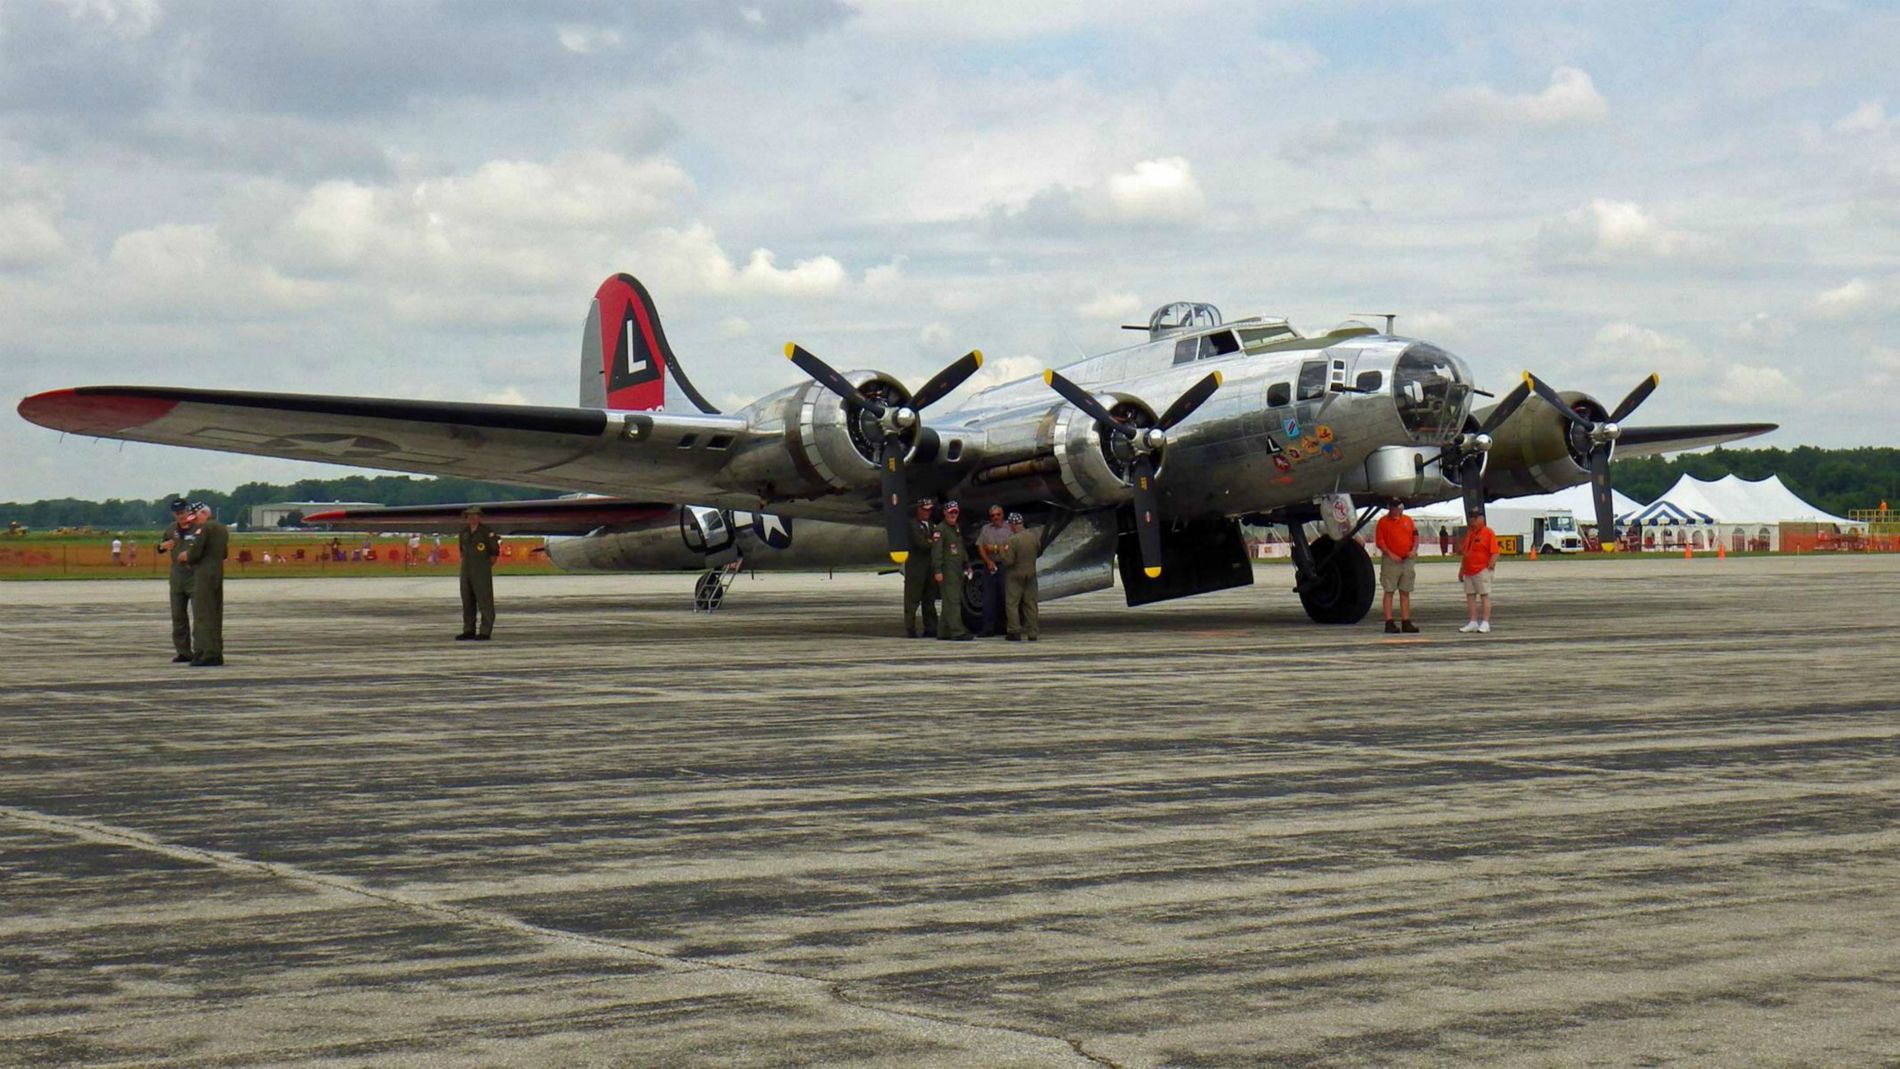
left=18, top=385, right=755, bottom=504
left=303, top=497, right=675, bottom=535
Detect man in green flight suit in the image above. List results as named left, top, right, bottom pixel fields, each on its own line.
left=179, top=501, right=228, bottom=666
left=931, top=501, right=975, bottom=641
left=902, top=497, right=939, bottom=638
left=999, top=512, right=1041, bottom=642
left=157, top=496, right=195, bottom=663
left=456, top=506, right=501, bottom=641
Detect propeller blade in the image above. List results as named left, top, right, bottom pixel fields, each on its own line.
left=909, top=350, right=984, bottom=411
left=1044, top=369, right=1134, bottom=438
left=1608, top=373, right=1660, bottom=424
left=786, top=343, right=881, bottom=415
left=879, top=435, right=909, bottom=564
left=1478, top=377, right=1534, bottom=435
left=1525, top=372, right=1593, bottom=430
left=1130, top=452, right=1163, bottom=578
left=1459, top=453, right=1487, bottom=521
left=1156, top=370, right=1224, bottom=430
left=1588, top=445, right=1617, bottom=545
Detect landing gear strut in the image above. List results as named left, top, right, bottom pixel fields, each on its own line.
left=1286, top=520, right=1374, bottom=625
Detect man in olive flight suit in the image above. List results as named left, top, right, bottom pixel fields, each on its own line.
left=457, top=506, right=501, bottom=641
left=999, top=512, right=1041, bottom=642
left=179, top=501, right=228, bottom=666
left=931, top=501, right=975, bottom=641
left=902, top=497, right=939, bottom=638
left=158, top=496, right=195, bottom=662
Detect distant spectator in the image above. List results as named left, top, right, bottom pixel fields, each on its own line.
left=1458, top=507, right=1499, bottom=635
left=1438, top=527, right=1451, bottom=557
left=110, top=536, right=123, bottom=566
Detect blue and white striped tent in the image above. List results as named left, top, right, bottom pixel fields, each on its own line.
left=1617, top=500, right=1715, bottom=527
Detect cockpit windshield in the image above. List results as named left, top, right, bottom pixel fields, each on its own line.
left=1392, top=343, right=1472, bottom=441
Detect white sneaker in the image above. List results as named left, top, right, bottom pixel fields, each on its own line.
left=1458, top=621, right=1480, bottom=633
left=1477, top=621, right=1491, bottom=634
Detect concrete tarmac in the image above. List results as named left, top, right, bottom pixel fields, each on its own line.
left=2, top=556, right=1896, bottom=1068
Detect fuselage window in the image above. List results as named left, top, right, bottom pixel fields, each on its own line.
left=1297, top=360, right=1328, bottom=401
left=1355, top=370, right=1383, bottom=393
left=1239, top=325, right=1296, bottom=351
left=1267, top=382, right=1291, bottom=407
left=1173, top=338, right=1199, bottom=366
left=1201, top=331, right=1240, bottom=359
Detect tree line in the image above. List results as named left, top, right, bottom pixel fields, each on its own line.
left=3, top=476, right=558, bottom=530
left=6, top=446, right=1896, bottom=530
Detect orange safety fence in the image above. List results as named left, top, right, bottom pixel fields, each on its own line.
left=0, top=537, right=558, bottom=578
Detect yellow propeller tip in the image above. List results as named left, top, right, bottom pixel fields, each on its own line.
left=1143, top=566, right=1162, bottom=579
left=784, top=342, right=798, bottom=359
left=890, top=551, right=908, bottom=564
left=1649, top=372, right=1660, bottom=386
left=971, top=350, right=984, bottom=366
left=1041, top=369, right=1055, bottom=385
left=1212, top=370, right=1224, bottom=386
left=1522, top=371, right=1535, bottom=387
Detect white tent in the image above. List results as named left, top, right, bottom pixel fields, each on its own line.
left=1499, top=482, right=1642, bottom=521
left=1645, top=474, right=1855, bottom=526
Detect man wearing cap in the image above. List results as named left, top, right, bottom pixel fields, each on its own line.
left=457, top=506, right=501, bottom=641
left=157, top=497, right=195, bottom=662
left=1375, top=500, right=1421, bottom=634
left=931, top=501, right=975, bottom=641
left=974, top=504, right=1011, bottom=637
left=998, top=512, right=1041, bottom=642
left=902, top=498, right=940, bottom=638
left=179, top=502, right=228, bottom=666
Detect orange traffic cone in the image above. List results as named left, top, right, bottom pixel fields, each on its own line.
left=1684, top=545, right=1693, bottom=559
left=1717, top=543, right=1727, bottom=560
left=1528, top=546, right=1539, bottom=561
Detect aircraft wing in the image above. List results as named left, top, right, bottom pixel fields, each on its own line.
left=303, top=497, right=676, bottom=535
left=1612, top=422, right=1778, bottom=459
left=18, top=386, right=758, bottom=504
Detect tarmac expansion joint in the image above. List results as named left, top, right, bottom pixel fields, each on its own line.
left=0, top=801, right=1111, bottom=1067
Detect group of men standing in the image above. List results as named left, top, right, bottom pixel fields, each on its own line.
left=1374, top=501, right=1500, bottom=634
left=160, top=497, right=228, bottom=666
left=902, top=499, right=1042, bottom=642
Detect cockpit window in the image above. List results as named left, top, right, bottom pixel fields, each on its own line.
left=1238, top=324, right=1297, bottom=350
left=1392, top=343, right=1472, bottom=441
left=1297, top=360, right=1328, bottom=401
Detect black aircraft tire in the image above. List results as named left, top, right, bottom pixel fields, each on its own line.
left=1298, top=535, right=1375, bottom=625
left=960, top=575, right=986, bottom=634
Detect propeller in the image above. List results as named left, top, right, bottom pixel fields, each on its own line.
left=1042, top=368, right=1223, bottom=579
left=785, top=344, right=983, bottom=563
left=1443, top=375, right=1535, bottom=520
left=1524, top=372, right=1660, bottom=545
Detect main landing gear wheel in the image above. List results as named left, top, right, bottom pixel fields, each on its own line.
left=1297, top=535, right=1374, bottom=625
left=959, top=574, right=986, bottom=635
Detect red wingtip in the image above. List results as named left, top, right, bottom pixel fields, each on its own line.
left=18, top=389, right=178, bottom=435
left=301, top=510, right=344, bottom=523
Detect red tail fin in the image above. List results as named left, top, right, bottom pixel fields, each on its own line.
left=590, top=273, right=720, bottom=414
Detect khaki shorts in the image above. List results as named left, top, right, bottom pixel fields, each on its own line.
left=1460, top=567, right=1494, bottom=596
left=1380, top=554, right=1416, bottom=593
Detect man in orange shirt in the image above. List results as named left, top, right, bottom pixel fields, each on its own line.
left=1374, top=501, right=1420, bottom=633
left=1458, top=506, right=1500, bottom=634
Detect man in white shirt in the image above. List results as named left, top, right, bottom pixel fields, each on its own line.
left=974, top=505, right=1012, bottom=637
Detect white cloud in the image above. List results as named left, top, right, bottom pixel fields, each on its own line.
left=1434, top=67, right=1609, bottom=130
left=1735, top=312, right=1794, bottom=345
left=0, top=199, right=69, bottom=269
left=107, top=224, right=316, bottom=315
left=1833, top=100, right=1890, bottom=134
left=1001, top=157, right=1206, bottom=231
left=862, top=257, right=905, bottom=293
left=1076, top=292, right=1142, bottom=321
left=1535, top=199, right=1685, bottom=262
left=49, top=0, right=160, bottom=37
left=1809, top=277, right=1872, bottom=318
left=481, top=386, right=531, bottom=405
left=1716, top=364, right=1797, bottom=404
left=634, top=225, right=848, bottom=298
left=556, top=25, right=623, bottom=54
left=1584, top=323, right=1703, bottom=375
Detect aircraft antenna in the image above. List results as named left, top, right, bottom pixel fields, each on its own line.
left=1351, top=312, right=1398, bottom=335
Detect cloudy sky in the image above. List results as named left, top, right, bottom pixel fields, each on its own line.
left=4, top=0, right=1896, bottom=501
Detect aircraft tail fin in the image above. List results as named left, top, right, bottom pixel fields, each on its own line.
left=581, top=273, right=720, bottom=413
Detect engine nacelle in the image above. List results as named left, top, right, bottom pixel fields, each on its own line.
left=1474, top=389, right=1604, bottom=498
left=966, top=392, right=1162, bottom=510
left=720, top=372, right=915, bottom=500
